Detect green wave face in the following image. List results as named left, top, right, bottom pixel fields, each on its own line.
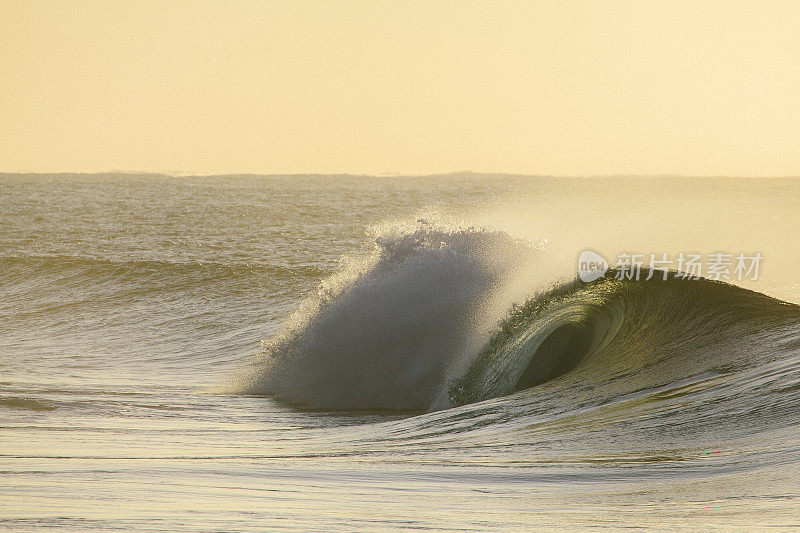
left=450, top=269, right=800, bottom=407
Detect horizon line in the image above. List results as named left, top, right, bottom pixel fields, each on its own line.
left=2, top=170, right=800, bottom=180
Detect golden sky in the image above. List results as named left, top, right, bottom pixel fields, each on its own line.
left=1, top=0, right=799, bottom=176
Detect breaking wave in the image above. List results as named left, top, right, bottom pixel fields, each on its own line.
left=236, top=225, right=800, bottom=419
left=237, top=224, right=546, bottom=410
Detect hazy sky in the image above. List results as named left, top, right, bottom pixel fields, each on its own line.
left=2, top=0, right=799, bottom=176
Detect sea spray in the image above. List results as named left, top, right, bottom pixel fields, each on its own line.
left=237, top=222, right=548, bottom=410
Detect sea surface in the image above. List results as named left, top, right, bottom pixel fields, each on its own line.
left=2, top=173, right=800, bottom=531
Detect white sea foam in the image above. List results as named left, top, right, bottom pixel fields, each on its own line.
left=237, top=219, right=550, bottom=410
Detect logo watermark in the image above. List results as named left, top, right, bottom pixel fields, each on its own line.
left=578, top=251, right=762, bottom=282
left=578, top=250, right=609, bottom=282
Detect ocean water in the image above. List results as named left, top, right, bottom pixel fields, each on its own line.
left=2, top=173, right=800, bottom=531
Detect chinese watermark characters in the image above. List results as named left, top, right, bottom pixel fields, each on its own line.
left=578, top=250, right=762, bottom=282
